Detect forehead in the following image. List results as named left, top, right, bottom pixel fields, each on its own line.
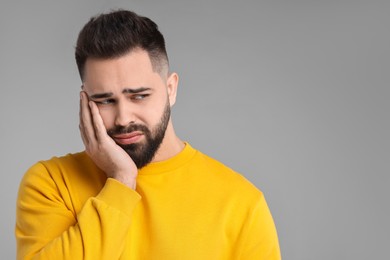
left=83, top=49, right=165, bottom=93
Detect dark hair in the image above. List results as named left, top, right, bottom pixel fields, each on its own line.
left=75, top=10, right=168, bottom=80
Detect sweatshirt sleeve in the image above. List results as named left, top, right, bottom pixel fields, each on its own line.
left=235, top=192, right=282, bottom=260
left=15, top=162, right=141, bottom=260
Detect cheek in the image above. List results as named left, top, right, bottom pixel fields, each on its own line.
left=151, top=98, right=169, bottom=120
left=139, top=108, right=158, bottom=127
left=97, top=109, right=114, bottom=130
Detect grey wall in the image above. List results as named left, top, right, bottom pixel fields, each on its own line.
left=1, top=0, right=389, bottom=259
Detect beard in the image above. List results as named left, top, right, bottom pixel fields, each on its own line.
left=107, top=100, right=171, bottom=169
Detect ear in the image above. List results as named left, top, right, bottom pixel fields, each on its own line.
left=166, top=72, right=179, bottom=107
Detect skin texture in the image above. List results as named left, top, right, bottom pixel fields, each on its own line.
left=79, top=49, right=184, bottom=189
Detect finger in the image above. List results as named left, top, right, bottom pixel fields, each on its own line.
left=79, top=91, right=96, bottom=143
left=88, top=100, right=109, bottom=143
left=79, top=92, right=89, bottom=146
left=79, top=123, right=89, bottom=147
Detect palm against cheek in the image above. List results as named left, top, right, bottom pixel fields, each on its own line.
left=87, top=131, right=137, bottom=180
left=79, top=92, right=138, bottom=181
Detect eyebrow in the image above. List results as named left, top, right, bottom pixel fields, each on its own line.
left=89, top=92, right=113, bottom=99
left=89, top=87, right=151, bottom=99
left=122, top=87, right=151, bottom=94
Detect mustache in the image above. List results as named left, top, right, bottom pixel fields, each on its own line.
left=107, top=124, right=150, bottom=136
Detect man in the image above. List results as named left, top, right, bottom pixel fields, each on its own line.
left=16, top=10, right=281, bottom=259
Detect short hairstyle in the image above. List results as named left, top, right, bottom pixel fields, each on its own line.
left=75, top=10, right=169, bottom=80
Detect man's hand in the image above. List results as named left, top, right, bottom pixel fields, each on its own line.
left=79, top=91, right=138, bottom=189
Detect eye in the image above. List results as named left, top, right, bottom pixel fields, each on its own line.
left=94, top=99, right=115, bottom=105
left=131, top=94, right=149, bottom=101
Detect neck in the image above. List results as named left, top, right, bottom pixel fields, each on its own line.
left=152, top=121, right=184, bottom=162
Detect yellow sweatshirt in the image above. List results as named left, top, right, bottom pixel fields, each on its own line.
left=16, top=143, right=280, bottom=259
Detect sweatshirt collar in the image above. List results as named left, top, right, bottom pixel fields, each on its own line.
left=138, top=142, right=197, bottom=175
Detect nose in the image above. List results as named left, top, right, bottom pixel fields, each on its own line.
left=114, top=101, right=136, bottom=127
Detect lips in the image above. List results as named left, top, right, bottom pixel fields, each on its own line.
left=112, top=132, right=143, bottom=145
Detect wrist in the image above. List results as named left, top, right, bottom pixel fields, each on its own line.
left=112, top=174, right=137, bottom=190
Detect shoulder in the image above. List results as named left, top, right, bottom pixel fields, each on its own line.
left=191, top=148, right=263, bottom=200
left=20, top=152, right=103, bottom=193
left=18, top=152, right=105, bottom=210
left=23, top=152, right=90, bottom=178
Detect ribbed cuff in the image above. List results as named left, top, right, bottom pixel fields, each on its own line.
left=95, top=178, right=141, bottom=217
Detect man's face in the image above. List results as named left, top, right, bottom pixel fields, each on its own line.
left=82, top=49, right=177, bottom=168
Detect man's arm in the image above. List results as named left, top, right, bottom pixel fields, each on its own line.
left=15, top=92, right=139, bottom=259
left=16, top=169, right=140, bottom=260
left=233, top=192, right=281, bottom=259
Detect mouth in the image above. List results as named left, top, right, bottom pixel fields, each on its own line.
left=112, top=131, right=144, bottom=145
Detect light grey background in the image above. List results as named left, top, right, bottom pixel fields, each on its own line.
left=1, top=0, right=389, bottom=259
